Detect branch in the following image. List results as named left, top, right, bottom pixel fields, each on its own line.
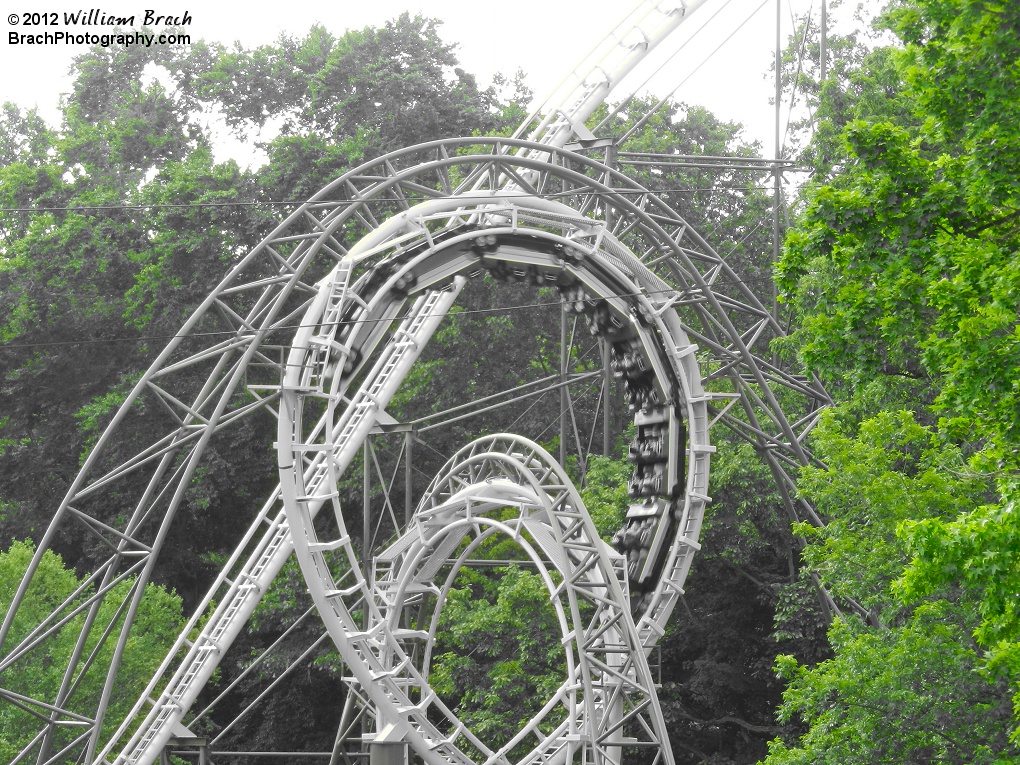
left=960, top=205, right=1020, bottom=238
left=719, top=556, right=781, bottom=600
left=709, top=715, right=785, bottom=735
left=840, top=700, right=970, bottom=757
left=676, top=708, right=784, bottom=736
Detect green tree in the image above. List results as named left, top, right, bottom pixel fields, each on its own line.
left=431, top=561, right=566, bottom=758
left=0, top=18, right=527, bottom=752
left=0, top=540, right=184, bottom=761
left=769, top=601, right=1013, bottom=765
left=763, top=407, right=1013, bottom=762
left=0, top=103, right=53, bottom=168
left=653, top=435, right=821, bottom=765
left=180, top=14, right=508, bottom=199
left=770, top=0, right=1020, bottom=757
left=597, top=97, right=777, bottom=295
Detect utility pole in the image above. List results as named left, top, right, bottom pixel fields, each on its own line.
left=604, top=141, right=617, bottom=457
left=773, top=0, right=783, bottom=321
left=820, top=0, right=828, bottom=82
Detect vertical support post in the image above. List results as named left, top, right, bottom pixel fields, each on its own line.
left=370, top=742, right=407, bottom=765
left=369, top=724, right=407, bottom=765
left=604, top=622, right=625, bottom=765
left=363, top=442, right=371, bottom=565
left=775, top=0, right=782, bottom=162
left=603, top=141, right=617, bottom=458
left=361, top=439, right=372, bottom=748
left=773, top=0, right=783, bottom=322
left=404, top=431, right=413, bottom=528
left=820, top=0, right=828, bottom=83
left=603, top=338, right=612, bottom=456
left=560, top=308, right=568, bottom=468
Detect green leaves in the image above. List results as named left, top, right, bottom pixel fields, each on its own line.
left=886, top=0, right=1020, bottom=214
left=778, top=1, right=1020, bottom=455
left=764, top=404, right=1014, bottom=761
left=0, top=103, right=53, bottom=168
left=188, top=14, right=504, bottom=171
left=0, top=541, right=184, bottom=760
left=794, top=408, right=989, bottom=616
left=769, top=602, right=1014, bottom=765
left=772, top=0, right=1020, bottom=758
left=431, top=561, right=566, bottom=757
left=897, top=499, right=1020, bottom=735
left=579, top=455, right=630, bottom=541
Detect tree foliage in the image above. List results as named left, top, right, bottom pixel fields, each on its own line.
left=769, top=601, right=1013, bottom=765
left=431, top=561, right=566, bottom=758
left=769, top=0, right=1020, bottom=758
left=0, top=15, right=522, bottom=754
left=0, top=541, right=184, bottom=761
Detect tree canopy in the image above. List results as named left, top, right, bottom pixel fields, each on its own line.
left=0, top=541, right=184, bottom=761
left=767, top=0, right=1020, bottom=760
left=0, top=15, right=526, bottom=758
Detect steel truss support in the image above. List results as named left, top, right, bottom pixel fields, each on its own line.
left=360, top=434, right=673, bottom=765
left=0, top=137, right=830, bottom=765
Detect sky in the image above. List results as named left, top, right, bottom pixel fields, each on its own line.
left=0, top=0, right=834, bottom=165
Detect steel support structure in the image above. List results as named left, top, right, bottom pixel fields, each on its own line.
left=0, top=137, right=830, bottom=765
left=0, top=1, right=836, bottom=762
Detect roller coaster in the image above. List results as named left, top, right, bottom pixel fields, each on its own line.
left=0, top=2, right=832, bottom=763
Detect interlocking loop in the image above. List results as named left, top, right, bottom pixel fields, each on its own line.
left=277, top=184, right=713, bottom=762
left=0, top=138, right=827, bottom=765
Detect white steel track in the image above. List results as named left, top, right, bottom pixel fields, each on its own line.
left=0, top=133, right=833, bottom=765
left=0, top=2, right=831, bottom=748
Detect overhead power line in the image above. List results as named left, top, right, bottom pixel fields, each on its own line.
left=0, top=181, right=797, bottom=216
left=616, top=0, right=774, bottom=146
left=0, top=275, right=778, bottom=352
left=0, top=153, right=810, bottom=217
left=591, top=0, right=741, bottom=134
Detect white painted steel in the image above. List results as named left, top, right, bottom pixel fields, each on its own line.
left=1, top=131, right=831, bottom=765
left=276, top=189, right=708, bottom=761
left=102, top=0, right=724, bottom=751
left=519, top=0, right=715, bottom=150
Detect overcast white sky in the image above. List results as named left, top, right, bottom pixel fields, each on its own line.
left=1, top=0, right=837, bottom=164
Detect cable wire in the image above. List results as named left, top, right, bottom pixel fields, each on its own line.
left=617, top=0, right=773, bottom=146
left=591, top=0, right=740, bottom=134
left=0, top=276, right=778, bottom=352
left=0, top=179, right=799, bottom=216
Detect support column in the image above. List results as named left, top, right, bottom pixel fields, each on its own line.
left=404, top=430, right=413, bottom=528
left=603, top=142, right=617, bottom=458
left=363, top=441, right=371, bottom=567
left=603, top=338, right=612, bottom=456
left=773, top=0, right=783, bottom=322
left=560, top=309, right=568, bottom=467
left=820, top=0, right=828, bottom=82
left=369, top=723, right=408, bottom=765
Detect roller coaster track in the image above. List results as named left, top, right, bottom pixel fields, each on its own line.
left=0, top=2, right=831, bottom=763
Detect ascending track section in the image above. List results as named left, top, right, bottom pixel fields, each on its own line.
left=0, top=137, right=830, bottom=765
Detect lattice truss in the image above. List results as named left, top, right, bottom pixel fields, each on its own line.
left=312, top=434, right=671, bottom=765
left=0, top=137, right=831, bottom=765
left=367, top=436, right=669, bottom=765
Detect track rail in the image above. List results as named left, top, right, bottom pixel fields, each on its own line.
left=0, top=33, right=827, bottom=756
